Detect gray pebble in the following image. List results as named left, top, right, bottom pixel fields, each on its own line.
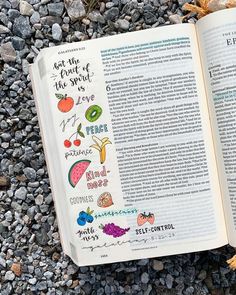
left=36, top=281, right=47, bottom=291
left=169, top=14, right=182, bottom=24
left=0, top=256, right=6, bottom=267
left=30, top=11, right=40, bottom=24
left=0, top=24, right=10, bottom=34
left=44, top=270, right=53, bottom=279
left=0, top=42, right=16, bottom=63
left=141, top=272, right=149, bottom=284
left=40, top=16, right=62, bottom=26
left=47, top=2, right=64, bottom=16
left=116, top=19, right=130, bottom=30
left=64, top=0, right=86, bottom=21
left=144, top=12, right=157, bottom=24
left=28, top=278, right=37, bottom=285
left=4, top=271, right=15, bottom=281
left=13, top=16, right=32, bottom=38
left=104, top=7, right=119, bottom=21
left=52, top=23, right=62, bottom=41
left=15, top=186, right=27, bottom=200
left=23, top=167, right=37, bottom=181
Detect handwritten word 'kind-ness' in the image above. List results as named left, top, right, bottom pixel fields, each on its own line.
left=53, top=58, right=94, bottom=91
left=86, top=166, right=109, bottom=189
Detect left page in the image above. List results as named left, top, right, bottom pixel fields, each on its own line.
left=30, top=24, right=227, bottom=266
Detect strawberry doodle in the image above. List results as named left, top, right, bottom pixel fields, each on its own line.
left=137, top=212, right=155, bottom=226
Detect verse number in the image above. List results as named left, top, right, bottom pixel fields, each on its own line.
left=106, top=85, right=111, bottom=92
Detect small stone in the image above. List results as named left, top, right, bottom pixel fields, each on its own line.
left=61, top=23, right=69, bottom=32
left=44, top=271, right=53, bottom=279
left=40, top=16, right=62, bottom=26
left=52, top=252, right=60, bottom=261
left=30, top=11, right=40, bottom=24
left=20, top=0, right=34, bottom=16
left=35, top=39, right=43, bottom=48
left=8, top=8, right=20, bottom=21
left=116, top=19, right=130, bottom=30
left=23, top=167, right=36, bottom=181
left=131, top=10, right=140, bottom=22
left=166, top=274, right=174, bottom=289
left=11, top=263, right=21, bottom=276
left=70, top=280, right=79, bottom=288
left=106, top=1, right=114, bottom=8
left=0, top=176, right=10, bottom=188
left=52, top=23, right=62, bottom=41
left=207, top=0, right=228, bottom=11
left=35, top=195, right=43, bottom=206
left=35, top=227, right=49, bottom=246
left=64, top=0, right=86, bottom=22
left=0, top=256, right=6, bottom=267
left=29, top=278, right=37, bottom=285
left=169, top=14, right=182, bottom=24
left=12, top=36, right=25, bottom=50
left=88, top=10, right=102, bottom=22
left=4, top=211, right=12, bottom=222
left=0, top=42, right=16, bottom=63
left=67, top=264, right=79, bottom=275
left=0, top=24, right=10, bottom=34
left=4, top=271, right=15, bottom=281
left=141, top=272, right=149, bottom=284
left=22, top=59, right=29, bottom=75
left=144, top=12, right=157, bottom=24
left=198, top=270, right=207, bottom=280
left=15, top=186, right=27, bottom=200
left=10, top=0, right=20, bottom=9
left=152, top=260, right=164, bottom=271
left=104, top=7, right=119, bottom=21
left=13, top=16, right=32, bottom=38
left=47, top=3, right=64, bottom=16
left=178, top=0, right=191, bottom=5
left=36, top=281, right=47, bottom=291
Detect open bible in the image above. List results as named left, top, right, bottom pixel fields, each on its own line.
left=30, top=8, right=236, bottom=266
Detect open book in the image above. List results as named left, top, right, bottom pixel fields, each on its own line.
left=30, top=8, right=236, bottom=266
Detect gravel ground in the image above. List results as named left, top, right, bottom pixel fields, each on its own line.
left=1, top=0, right=236, bottom=294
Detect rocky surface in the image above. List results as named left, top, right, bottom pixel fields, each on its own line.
left=0, top=0, right=236, bottom=294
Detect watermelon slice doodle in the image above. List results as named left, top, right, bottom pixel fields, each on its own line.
left=68, top=160, right=91, bottom=187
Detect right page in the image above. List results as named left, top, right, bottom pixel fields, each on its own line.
left=197, top=8, right=236, bottom=246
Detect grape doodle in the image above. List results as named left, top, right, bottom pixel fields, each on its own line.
left=99, top=223, right=130, bottom=238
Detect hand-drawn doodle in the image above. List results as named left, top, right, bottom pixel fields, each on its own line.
left=97, top=192, right=113, bottom=208
left=85, top=105, right=103, bottom=122
left=137, top=212, right=155, bottom=226
left=90, top=136, right=112, bottom=164
left=77, top=207, right=94, bottom=226
left=68, top=160, right=91, bottom=187
left=55, top=93, right=74, bottom=112
left=99, top=223, right=130, bottom=238
left=64, top=123, right=85, bottom=148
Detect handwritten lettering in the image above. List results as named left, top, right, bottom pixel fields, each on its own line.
left=94, top=208, right=138, bottom=219
left=86, top=166, right=110, bottom=189
left=76, top=94, right=95, bottom=105
left=81, top=238, right=149, bottom=252
left=70, top=195, right=94, bottom=205
left=65, top=149, right=93, bottom=160
left=60, top=113, right=80, bottom=132
left=86, top=124, right=108, bottom=135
